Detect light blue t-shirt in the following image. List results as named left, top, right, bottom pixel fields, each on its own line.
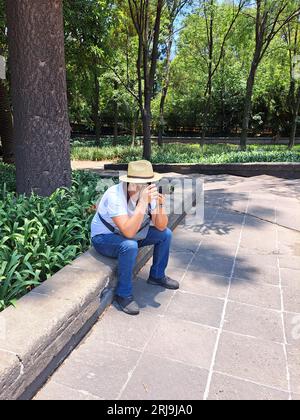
left=91, top=182, right=157, bottom=239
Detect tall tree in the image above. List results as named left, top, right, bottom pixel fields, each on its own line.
left=157, top=0, right=190, bottom=146
left=240, top=0, right=300, bottom=150
left=200, top=0, right=246, bottom=142
left=6, top=0, right=71, bottom=196
left=128, top=0, right=165, bottom=160
left=63, top=0, right=115, bottom=146
left=283, top=20, right=300, bottom=148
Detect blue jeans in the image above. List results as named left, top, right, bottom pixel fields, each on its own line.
left=92, top=226, right=172, bottom=298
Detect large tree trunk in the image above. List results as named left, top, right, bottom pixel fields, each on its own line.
left=0, top=80, right=14, bottom=164
left=113, top=80, right=118, bottom=146
left=113, top=109, right=118, bottom=146
left=142, top=99, right=151, bottom=160
left=6, top=0, right=71, bottom=196
left=289, top=86, right=300, bottom=149
left=131, top=109, right=139, bottom=147
left=201, top=94, right=212, bottom=147
left=240, top=63, right=257, bottom=151
left=92, top=69, right=101, bottom=146
left=158, top=84, right=167, bottom=147
left=158, top=73, right=170, bottom=146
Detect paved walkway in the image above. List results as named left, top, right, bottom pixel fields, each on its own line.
left=35, top=174, right=300, bottom=400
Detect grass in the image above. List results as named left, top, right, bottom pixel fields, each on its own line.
left=70, top=143, right=300, bottom=164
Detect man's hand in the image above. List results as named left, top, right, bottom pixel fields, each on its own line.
left=139, top=184, right=158, bottom=205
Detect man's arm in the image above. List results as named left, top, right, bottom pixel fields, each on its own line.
left=112, top=185, right=158, bottom=239
left=151, top=193, right=168, bottom=231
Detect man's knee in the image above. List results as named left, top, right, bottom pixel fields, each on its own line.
left=157, top=227, right=172, bottom=241
left=119, top=239, right=139, bottom=254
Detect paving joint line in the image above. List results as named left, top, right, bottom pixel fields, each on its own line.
left=275, top=207, right=292, bottom=401
left=203, top=193, right=251, bottom=401
left=213, top=370, right=290, bottom=396
left=208, top=204, right=300, bottom=234
left=116, top=205, right=222, bottom=400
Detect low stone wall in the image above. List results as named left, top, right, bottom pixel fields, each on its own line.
left=0, top=178, right=196, bottom=400
left=104, top=162, right=300, bottom=179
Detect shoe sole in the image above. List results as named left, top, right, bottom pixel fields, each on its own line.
left=147, top=279, right=179, bottom=290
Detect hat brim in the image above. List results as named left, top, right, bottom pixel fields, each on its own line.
left=119, top=172, right=163, bottom=183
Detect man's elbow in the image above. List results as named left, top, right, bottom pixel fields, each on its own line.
left=120, top=228, right=137, bottom=239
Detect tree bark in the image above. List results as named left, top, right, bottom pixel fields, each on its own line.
left=0, top=80, right=14, bottom=164
left=6, top=0, right=71, bottom=196
left=142, top=99, right=151, bottom=160
left=289, top=86, right=300, bottom=149
left=92, top=69, right=101, bottom=146
left=240, top=63, right=257, bottom=150
left=113, top=108, right=118, bottom=146
left=113, top=80, right=118, bottom=146
left=131, top=109, right=139, bottom=146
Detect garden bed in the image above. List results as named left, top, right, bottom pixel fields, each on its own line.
left=0, top=163, right=117, bottom=311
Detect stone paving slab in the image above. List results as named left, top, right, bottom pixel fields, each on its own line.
left=34, top=174, right=300, bottom=400
left=214, top=331, right=288, bottom=390
left=287, top=347, right=300, bottom=395
left=223, top=302, right=284, bottom=343
left=208, top=373, right=289, bottom=400
left=229, top=280, right=281, bottom=310
left=121, top=354, right=208, bottom=400
left=35, top=381, right=103, bottom=400
left=166, top=291, right=224, bottom=328
left=49, top=341, right=141, bottom=400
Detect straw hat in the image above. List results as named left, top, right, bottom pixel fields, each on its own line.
left=119, top=160, right=163, bottom=183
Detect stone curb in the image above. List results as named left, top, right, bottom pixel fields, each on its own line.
left=0, top=178, right=198, bottom=400
left=104, top=162, right=300, bottom=179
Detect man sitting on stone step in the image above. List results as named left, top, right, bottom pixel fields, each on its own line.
left=91, top=160, right=179, bottom=316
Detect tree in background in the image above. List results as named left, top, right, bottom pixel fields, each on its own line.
left=240, top=0, right=300, bottom=150
left=199, top=0, right=247, bottom=142
left=157, top=0, right=191, bottom=146
left=283, top=19, right=300, bottom=148
left=63, top=0, right=116, bottom=146
left=128, top=0, right=165, bottom=160
left=60, top=0, right=300, bottom=144
left=6, top=0, right=71, bottom=196
left=166, top=1, right=251, bottom=135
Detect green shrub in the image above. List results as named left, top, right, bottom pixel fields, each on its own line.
left=71, top=135, right=136, bottom=148
left=70, top=143, right=300, bottom=164
left=0, top=168, right=116, bottom=311
left=0, top=163, right=16, bottom=194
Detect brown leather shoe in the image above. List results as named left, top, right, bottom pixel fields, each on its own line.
left=115, top=295, right=140, bottom=315
left=147, top=275, right=179, bottom=290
